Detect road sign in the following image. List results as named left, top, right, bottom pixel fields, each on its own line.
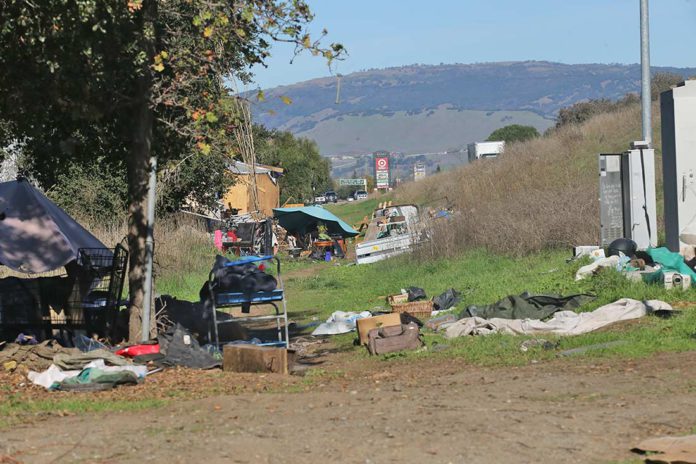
left=339, top=178, right=366, bottom=186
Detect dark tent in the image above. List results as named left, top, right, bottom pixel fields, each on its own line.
left=0, top=178, right=108, bottom=273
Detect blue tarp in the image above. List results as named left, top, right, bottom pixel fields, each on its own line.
left=273, top=206, right=359, bottom=238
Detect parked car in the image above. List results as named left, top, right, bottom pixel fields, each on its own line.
left=324, top=190, right=338, bottom=203
left=353, top=190, right=368, bottom=201
left=314, top=195, right=326, bottom=204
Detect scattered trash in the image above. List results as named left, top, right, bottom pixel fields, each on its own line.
left=367, top=323, right=423, bottom=356
left=406, top=287, right=427, bottom=302
left=14, top=333, right=37, bottom=345
left=53, top=349, right=130, bottom=370
left=356, top=313, right=402, bottom=345
left=461, top=292, right=595, bottom=321
left=73, top=334, right=108, bottom=352
left=157, top=324, right=221, bottom=370
left=28, top=359, right=148, bottom=390
left=115, top=343, right=161, bottom=358
left=312, top=311, right=372, bottom=336
left=433, top=288, right=461, bottom=311
left=575, top=255, right=622, bottom=280
left=425, top=314, right=457, bottom=331
left=445, top=299, right=674, bottom=338
left=0, top=340, right=77, bottom=372
left=519, top=339, right=556, bottom=352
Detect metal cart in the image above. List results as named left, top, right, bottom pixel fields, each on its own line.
left=207, top=255, right=289, bottom=349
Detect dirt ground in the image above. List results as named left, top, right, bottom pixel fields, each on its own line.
left=2, top=348, right=696, bottom=464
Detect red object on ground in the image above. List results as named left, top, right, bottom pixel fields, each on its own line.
left=115, top=344, right=160, bottom=358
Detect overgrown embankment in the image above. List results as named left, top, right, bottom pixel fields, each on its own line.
left=396, top=103, right=660, bottom=256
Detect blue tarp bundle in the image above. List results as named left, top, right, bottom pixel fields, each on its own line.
left=273, top=206, right=359, bottom=238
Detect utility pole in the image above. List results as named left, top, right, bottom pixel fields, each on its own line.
left=141, top=155, right=157, bottom=341
left=640, top=0, right=652, bottom=145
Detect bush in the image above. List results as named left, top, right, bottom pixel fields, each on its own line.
left=486, top=124, right=539, bottom=144
left=48, top=158, right=128, bottom=223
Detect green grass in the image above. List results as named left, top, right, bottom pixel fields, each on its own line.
left=324, top=195, right=391, bottom=228
left=283, top=248, right=696, bottom=365
left=0, top=394, right=168, bottom=428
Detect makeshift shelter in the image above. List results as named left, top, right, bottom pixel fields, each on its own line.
left=223, top=161, right=284, bottom=217
left=0, top=179, right=128, bottom=342
left=0, top=178, right=108, bottom=273
left=273, top=206, right=359, bottom=238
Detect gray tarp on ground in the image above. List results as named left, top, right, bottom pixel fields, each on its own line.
left=445, top=299, right=673, bottom=338
left=0, top=178, right=108, bottom=273
left=462, top=292, right=595, bottom=321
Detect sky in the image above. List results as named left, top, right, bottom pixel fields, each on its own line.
left=247, top=0, right=696, bottom=91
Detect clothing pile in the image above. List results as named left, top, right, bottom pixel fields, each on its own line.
left=440, top=295, right=673, bottom=339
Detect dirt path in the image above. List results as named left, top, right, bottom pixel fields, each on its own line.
left=3, top=351, right=696, bottom=463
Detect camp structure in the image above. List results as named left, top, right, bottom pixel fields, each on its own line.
left=273, top=206, right=359, bottom=238
left=0, top=178, right=128, bottom=341
left=223, top=161, right=284, bottom=217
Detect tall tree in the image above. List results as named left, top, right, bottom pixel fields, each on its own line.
left=255, top=126, right=331, bottom=204
left=0, top=0, right=342, bottom=340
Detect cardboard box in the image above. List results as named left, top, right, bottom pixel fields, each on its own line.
left=223, top=345, right=288, bottom=374
left=356, top=313, right=401, bottom=345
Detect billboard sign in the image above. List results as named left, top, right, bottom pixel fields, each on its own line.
left=339, top=178, right=366, bottom=186
left=374, top=154, right=390, bottom=189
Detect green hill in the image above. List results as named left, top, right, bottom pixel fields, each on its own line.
left=253, top=61, right=695, bottom=156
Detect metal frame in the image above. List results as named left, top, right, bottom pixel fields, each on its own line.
left=207, top=255, right=289, bottom=349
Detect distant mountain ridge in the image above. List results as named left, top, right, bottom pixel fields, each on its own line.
left=252, top=61, right=695, bottom=155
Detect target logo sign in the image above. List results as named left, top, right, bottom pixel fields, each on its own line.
left=374, top=155, right=390, bottom=188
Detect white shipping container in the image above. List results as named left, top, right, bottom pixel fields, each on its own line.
left=467, top=141, right=505, bottom=163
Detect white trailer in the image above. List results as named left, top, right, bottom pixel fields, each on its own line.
left=467, top=141, right=505, bottom=163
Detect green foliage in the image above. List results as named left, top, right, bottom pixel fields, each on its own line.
left=158, top=150, right=233, bottom=214
left=0, top=0, right=343, bottom=339
left=486, top=124, right=539, bottom=144
left=254, top=125, right=331, bottom=203
left=47, top=157, right=128, bottom=221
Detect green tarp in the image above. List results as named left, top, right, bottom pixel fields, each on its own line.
left=273, top=206, right=359, bottom=238
left=462, top=292, right=596, bottom=320
left=644, top=247, right=696, bottom=286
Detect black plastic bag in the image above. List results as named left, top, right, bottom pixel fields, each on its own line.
left=433, top=288, right=461, bottom=311
left=406, top=287, right=427, bottom=302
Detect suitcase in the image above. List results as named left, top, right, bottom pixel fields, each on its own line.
left=367, top=322, right=423, bottom=355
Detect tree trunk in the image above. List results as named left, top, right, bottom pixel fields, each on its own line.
left=127, top=0, right=157, bottom=342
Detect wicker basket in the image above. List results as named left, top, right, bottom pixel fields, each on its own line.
left=387, top=294, right=434, bottom=320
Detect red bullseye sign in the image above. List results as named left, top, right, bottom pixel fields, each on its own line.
left=374, top=155, right=390, bottom=188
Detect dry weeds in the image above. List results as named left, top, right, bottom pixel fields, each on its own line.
left=400, top=103, right=661, bottom=256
